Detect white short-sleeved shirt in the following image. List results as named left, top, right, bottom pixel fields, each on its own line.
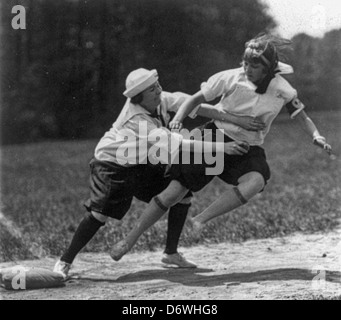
left=95, top=91, right=198, bottom=166
left=200, top=64, right=298, bottom=145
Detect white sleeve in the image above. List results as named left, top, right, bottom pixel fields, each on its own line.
left=127, top=115, right=183, bottom=164
left=161, top=91, right=199, bottom=119
left=277, top=76, right=297, bottom=104
left=276, top=77, right=303, bottom=119
left=200, top=70, right=235, bottom=101
left=161, top=91, right=190, bottom=113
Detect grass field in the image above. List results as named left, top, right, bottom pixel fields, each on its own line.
left=1, top=110, right=340, bottom=263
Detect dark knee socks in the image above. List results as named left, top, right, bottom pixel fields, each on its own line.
left=164, top=203, right=190, bottom=255
left=61, top=213, right=105, bottom=264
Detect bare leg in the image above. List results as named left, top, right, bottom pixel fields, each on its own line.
left=191, top=172, right=265, bottom=234
left=110, top=180, right=189, bottom=261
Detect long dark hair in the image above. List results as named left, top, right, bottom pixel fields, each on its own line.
left=243, top=33, right=292, bottom=72
left=243, top=33, right=293, bottom=94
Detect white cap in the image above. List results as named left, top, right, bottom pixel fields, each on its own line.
left=123, top=68, right=158, bottom=98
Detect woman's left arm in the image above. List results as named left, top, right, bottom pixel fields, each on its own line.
left=295, top=110, right=332, bottom=153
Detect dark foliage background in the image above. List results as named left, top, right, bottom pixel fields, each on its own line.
left=1, top=0, right=340, bottom=145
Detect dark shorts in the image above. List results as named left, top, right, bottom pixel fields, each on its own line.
left=84, top=159, right=191, bottom=220
left=169, top=122, right=271, bottom=192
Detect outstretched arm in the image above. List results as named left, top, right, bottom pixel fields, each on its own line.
left=197, top=103, right=266, bottom=132
left=180, top=138, right=249, bottom=156
left=169, top=91, right=207, bottom=129
left=170, top=91, right=266, bottom=132
left=295, top=110, right=332, bottom=154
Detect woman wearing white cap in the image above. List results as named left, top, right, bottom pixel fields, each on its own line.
left=53, top=67, right=254, bottom=279
left=110, top=34, right=332, bottom=262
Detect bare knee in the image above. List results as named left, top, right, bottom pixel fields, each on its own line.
left=158, top=180, right=189, bottom=208
left=237, top=172, right=265, bottom=200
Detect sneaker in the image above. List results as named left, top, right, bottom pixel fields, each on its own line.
left=162, top=252, right=197, bottom=268
left=110, top=240, right=130, bottom=261
left=53, top=260, right=71, bottom=280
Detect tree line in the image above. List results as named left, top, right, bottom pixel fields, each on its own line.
left=1, top=0, right=340, bottom=145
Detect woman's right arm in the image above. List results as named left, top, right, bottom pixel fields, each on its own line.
left=181, top=139, right=249, bottom=156
left=197, top=104, right=266, bottom=132
left=169, top=93, right=265, bottom=132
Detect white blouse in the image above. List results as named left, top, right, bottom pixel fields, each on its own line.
left=94, top=92, right=198, bottom=166
left=200, top=64, right=299, bottom=145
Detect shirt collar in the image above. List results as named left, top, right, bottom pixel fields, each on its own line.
left=114, top=97, right=161, bottom=128
left=239, top=62, right=294, bottom=94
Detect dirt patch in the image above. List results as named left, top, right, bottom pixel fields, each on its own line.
left=1, top=231, right=341, bottom=300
